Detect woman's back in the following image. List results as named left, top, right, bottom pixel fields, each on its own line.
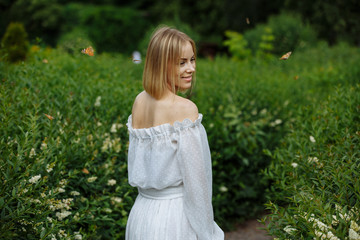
left=131, top=90, right=198, bottom=129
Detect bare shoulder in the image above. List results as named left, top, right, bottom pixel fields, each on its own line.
left=132, top=91, right=147, bottom=113
left=174, top=96, right=199, bottom=122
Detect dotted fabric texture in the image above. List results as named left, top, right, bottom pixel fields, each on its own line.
left=126, top=114, right=224, bottom=240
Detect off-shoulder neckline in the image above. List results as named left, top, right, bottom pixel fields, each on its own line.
left=126, top=114, right=203, bottom=139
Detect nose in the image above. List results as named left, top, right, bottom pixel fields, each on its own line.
left=186, top=63, right=195, bottom=73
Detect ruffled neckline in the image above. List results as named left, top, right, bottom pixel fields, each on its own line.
left=127, top=114, right=203, bottom=139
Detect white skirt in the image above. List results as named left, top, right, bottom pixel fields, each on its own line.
left=125, top=185, right=197, bottom=240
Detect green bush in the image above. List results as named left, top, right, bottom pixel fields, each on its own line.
left=244, top=12, right=317, bottom=55
left=61, top=3, right=149, bottom=54
left=262, top=83, right=360, bottom=239
left=1, top=42, right=359, bottom=237
left=1, top=22, right=29, bottom=62
left=194, top=43, right=360, bottom=229
left=223, top=30, right=251, bottom=61
left=0, top=49, right=142, bottom=239
left=57, top=28, right=94, bottom=56
left=6, top=0, right=63, bottom=45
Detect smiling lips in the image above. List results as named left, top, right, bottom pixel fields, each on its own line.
left=182, top=76, right=192, bottom=82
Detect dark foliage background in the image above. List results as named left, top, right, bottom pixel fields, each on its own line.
left=1, top=0, right=359, bottom=54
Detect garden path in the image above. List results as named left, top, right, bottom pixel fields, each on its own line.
left=225, top=215, right=273, bottom=240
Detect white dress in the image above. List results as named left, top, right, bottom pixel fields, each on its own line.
left=126, top=113, right=224, bottom=240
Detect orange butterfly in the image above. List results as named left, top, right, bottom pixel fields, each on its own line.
left=44, top=113, right=54, bottom=120
left=82, top=168, right=90, bottom=174
left=81, top=46, right=94, bottom=56
left=280, top=51, right=292, bottom=60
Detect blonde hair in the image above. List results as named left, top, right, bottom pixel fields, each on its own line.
left=143, top=26, right=196, bottom=99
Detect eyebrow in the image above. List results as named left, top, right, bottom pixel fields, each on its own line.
left=180, top=55, right=195, bottom=60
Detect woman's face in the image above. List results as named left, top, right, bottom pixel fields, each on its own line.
left=174, top=41, right=196, bottom=90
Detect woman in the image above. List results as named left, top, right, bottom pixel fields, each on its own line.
left=126, top=26, right=224, bottom=240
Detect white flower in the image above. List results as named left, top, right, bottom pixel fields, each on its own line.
left=29, top=175, right=41, bottom=184
left=94, top=96, right=101, bottom=107
left=46, top=164, right=53, bottom=173
left=270, top=120, right=282, bottom=127
left=74, top=232, right=82, bottom=240
left=103, top=208, right=112, bottom=213
left=74, top=212, right=80, bottom=221
left=274, top=119, right=282, bottom=125
left=101, top=137, right=112, bottom=152
left=308, top=157, right=319, bottom=163
left=107, top=179, right=116, bottom=186
left=74, top=138, right=80, bottom=144
left=219, top=186, right=228, bottom=192
left=111, top=197, right=123, bottom=204
left=57, top=187, right=65, bottom=193
left=29, top=148, right=36, bottom=158
left=349, top=229, right=360, bottom=240
left=310, top=136, right=316, bottom=143
left=113, top=137, right=121, bottom=153
left=332, top=215, right=339, bottom=226
left=59, top=179, right=67, bottom=186
left=30, top=198, right=41, bottom=204
left=56, top=210, right=72, bottom=221
left=110, top=124, right=117, bottom=133
left=87, top=176, right=97, bottom=183
left=260, top=108, right=267, bottom=115
left=58, top=229, right=68, bottom=238
left=351, top=221, right=360, bottom=232
left=47, top=217, right=53, bottom=223
left=326, top=231, right=340, bottom=240
left=110, top=123, right=124, bottom=133
left=291, top=162, right=298, bottom=168
left=41, top=142, right=47, bottom=150
left=70, top=191, right=80, bottom=196
left=49, top=198, right=73, bottom=211
left=97, top=121, right=102, bottom=127
left=283, top=225, right=297, bottom=235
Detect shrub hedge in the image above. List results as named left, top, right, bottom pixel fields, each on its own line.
left=262, top=83, right=360, bottom=239
left=0, top=43, right=359, bottom=238
left=1, top=22, right=29, bottom=63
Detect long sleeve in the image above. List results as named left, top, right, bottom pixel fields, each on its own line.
left=176, top=122, right=224, bottom=240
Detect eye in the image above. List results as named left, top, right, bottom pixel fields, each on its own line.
left=191, top=57, right=195, bottom=62
left=180, top=61, right=185, bottom=66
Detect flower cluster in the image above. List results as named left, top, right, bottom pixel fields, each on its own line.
left=307, top=156, right=324, bottom=168
left=87, top=176, right=97, bottom=183
left=101, top=134, right=121, bottom=153
left=307, top=215, right=339, bottom=240
left=270, top=119, right=282, bottom=127
left=110, top=123, right=123, bottom=133
left=349, top=221, right=360, bottom=240
left=29, top=175, right=41, bottom=184
left=94, top=96, right=101, bottom=107
left=107, top=179, right=116, bottom=186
